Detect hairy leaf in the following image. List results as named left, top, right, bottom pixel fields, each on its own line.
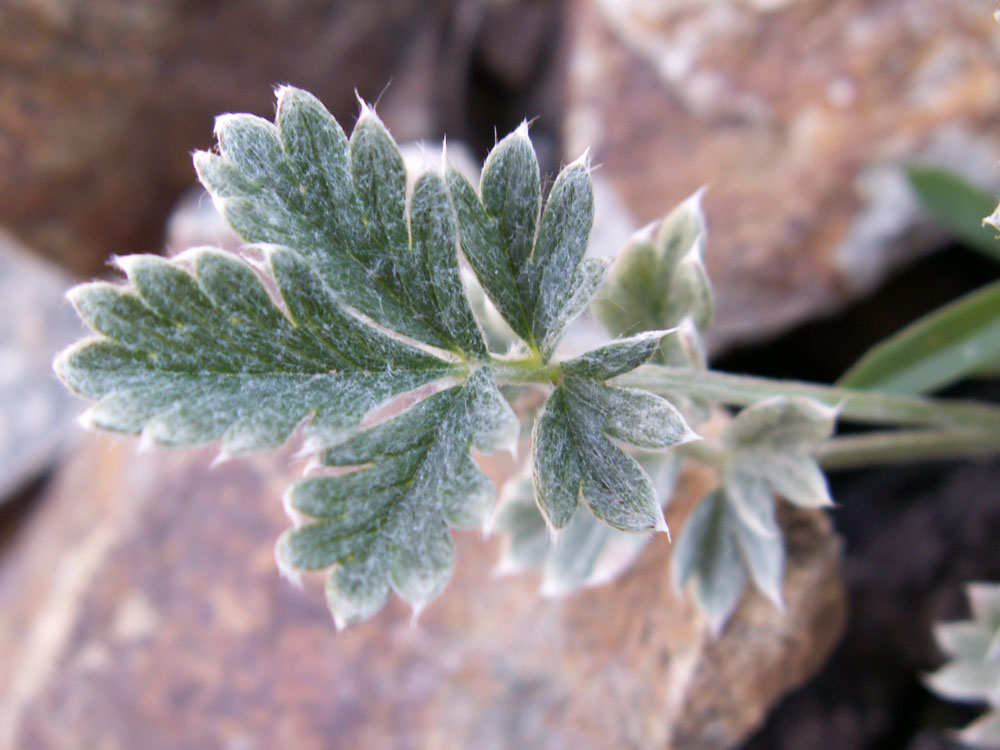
left=673, top=488, right=785, bottom=635
left=927, top=583, right=1000, bottom=748
left=723, top=396, right=834, bottom=509
left=672, top=491, right=746, bottom=635
left=592, top=189, right=712, bottom=367
left=55, top=85, right=713, bottom=629
left=449, top=129, right=599, bottom=357
left=532, top=376, right=694, bottom=532
left=495, top=453, right=678, bottom=595
left=196, top=87, right=485, bottom=357
left=56, top=248, right=454, bottom=453
left=673, top=396, right=834, bottom=633
left=279, top=368, right=517, bottom=626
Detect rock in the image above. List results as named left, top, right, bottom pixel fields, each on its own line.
left=0, top=230, right=82, bottom=504
left=0, top=0, right=457, bottom=277
left=0, top=434, right=843, bottom=749
left=565, top=0, right=1000, bottom=349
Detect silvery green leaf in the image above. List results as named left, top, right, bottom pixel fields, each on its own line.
left=56, top=248, right=453, bottom=453
left=720, top=397, right=835, bottom=511
left=734, top=451, right=833, bottom=509
left=480, top=124, right=541, bottom=286
left=671, top=491, right=746, bottom=635
left=534, top=374, right=696, bottom=532
left=533, top=377, right=688, bottom=533
left=562, top=329, right=671, bottom=380
left=934, top=621, right=996, bottom=662
left=968, top=582, right=1000, bottom=632
left=731, top=511, right=785, bottom=608
left=926, top=661, right=1000, bottom=703
left=591, top=189, right=713, bottom=366
left=279, top=367, right=517, bottom=625
left=541, top=500, right=653, bottom=597
left=956, top=710, right=1000, bottom=748
left=446, top=125, right=538, bottom=344
left=497, top=451, right=676, bottom=595
left=723, top=470, right=780, bottom=538
left=195, top=86, right=485, bottom=356
left=530, top=158, right=596, bottom=355
left=493, top=476, right=550, bottom=575
left=450, top=130, right=599, bottom=359
left=926, top=582, right=1000, bottom=745
left=534, top=257, right=608, bottom=358
left=584, top=381, right=698, bottom=451
left=723, top=396, right=836, bottom=453
left=531, top=387, right=583, bottom=529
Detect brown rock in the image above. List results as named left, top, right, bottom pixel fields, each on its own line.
left=0, top=230, right=82, bottom=503
left=0, top=0, right=457, bottom=277
left=566, top=0, right=1000, bottom=348
left=0, top=434, right=843, bottom=749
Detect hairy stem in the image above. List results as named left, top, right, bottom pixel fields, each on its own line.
left=614, top=365, right=1000, bottom=432
left=817, top=428, right=1000, bottom=469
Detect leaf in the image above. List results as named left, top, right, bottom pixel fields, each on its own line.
left=279, top=367, right=517, bottom=626
left=838, top=280, right=1000, bottom=395
left=721, top=397, right=834, bottom=520
left=926, top=582, right=1000, bottom=746
left=672, top=491, right=746, bottom=635
left=907, top=165, right=1000, bottom=264
left=723, top=396, right=836, bottom=453
left=449, top=130, right=599, bottom=357
left=55, top=248, right=455, bottom=453
left=54, top=85, right=713, bottom=628
left=494, top=454, right=676, bottom=594
left=731, top=515, right=785, bottom=608
left=195, top=87, right=486, bottom=357
left=493, top=476, right=551, bottom=575
left=956, top=710, right=1000, bottom=749
left=532, top=376, right=693, bottom=532
left=592, top=189, right=713, bottom=366
left=671, top=396, right=836, bottom=631
left=561, top=330, right=672, bottom=380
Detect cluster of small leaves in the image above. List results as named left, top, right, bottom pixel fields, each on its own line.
left=55, top=86, right=696, bottom=627
left=927, top=583, right=1000, bottom=748
left=671, top=397, right=835, bottom=633
left=494, top=192, right=839, bottom=633
left=494, top=194, right=712, bottom=594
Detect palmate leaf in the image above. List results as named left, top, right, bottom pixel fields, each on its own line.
left=532, top=336, right=697, bottom=533
left=55, top=85, right=695, bottom=627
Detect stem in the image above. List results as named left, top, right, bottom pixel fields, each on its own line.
left=817, top=428, right=1000, bottom=469
left=678, top=438, right=727, bottom=468
left=488, top=356, right=560, bottom=386
left=614, top=365, right=1000, bottom=432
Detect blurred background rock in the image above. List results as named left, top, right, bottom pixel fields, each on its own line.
left=2, top=1, right=1000, bottom=748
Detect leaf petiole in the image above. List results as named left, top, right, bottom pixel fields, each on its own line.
left=816, top=427, right=1000, bottom=469
left=615, top=365, right=1000, bottom=433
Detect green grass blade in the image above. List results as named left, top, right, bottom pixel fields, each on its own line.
left=838, top=279, right=1000, bottom=394
left=907, top=165, right=1000, bottom=264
